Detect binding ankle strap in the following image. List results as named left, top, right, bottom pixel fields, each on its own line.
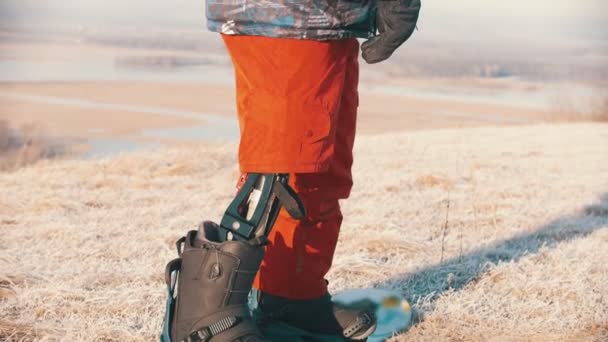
left=184, top=316, right=239, bottom=342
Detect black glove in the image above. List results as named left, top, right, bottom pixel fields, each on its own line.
left=361, top=0, right=421, bottom=64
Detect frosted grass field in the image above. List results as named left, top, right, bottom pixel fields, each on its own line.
left=1, top=123, right=607, bottom=341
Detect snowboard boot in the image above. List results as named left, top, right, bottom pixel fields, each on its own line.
left=168, top=221, right=267, bottom=342
left=255, top=291, right=377, bottom=341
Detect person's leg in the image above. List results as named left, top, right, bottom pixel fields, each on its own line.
left=224, top=35, right=372, bottom=339
left=223, top=33, right=359, bottom=298
left=255, top=46, right=371, bottom=340
left=253, top=46, right=360, bottom=299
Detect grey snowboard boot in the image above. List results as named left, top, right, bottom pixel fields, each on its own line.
left=255, top=291, right=377, bottom=341
left=168, top=221, right=267, bottom=342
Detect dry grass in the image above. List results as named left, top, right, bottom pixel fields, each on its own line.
left=594, top=97, right=608, bottom=122
left=414, top=174, right=454, bottom=190
left=550, top=94, right=608, bottom=123
left=1, top=124, right=607, bottom=341
left=0, top=120, right=68, bottom=171
left=0, top=320, right=45, bottom=342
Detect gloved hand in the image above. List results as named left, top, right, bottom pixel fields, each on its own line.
left=361, top=0, right=421, bottom=64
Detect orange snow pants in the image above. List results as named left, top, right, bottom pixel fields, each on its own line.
left=223, top=35, right=360, bottom=299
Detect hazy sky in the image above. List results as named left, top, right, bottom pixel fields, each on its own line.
left=1, top=0, right=607, bottom=41
left=422, top=0, right=607, bottom=41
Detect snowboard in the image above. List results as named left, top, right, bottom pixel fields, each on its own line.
left=250, top=288, right=413, bottom=342
left=161, top=284, right=413, bottom=342
left=334, top=289, right=413, bottom=342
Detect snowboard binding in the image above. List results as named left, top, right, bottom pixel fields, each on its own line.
left=161, top=173, right=306, bottom=342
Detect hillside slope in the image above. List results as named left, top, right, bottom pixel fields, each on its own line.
left=1, top=124, right=607, bottom=341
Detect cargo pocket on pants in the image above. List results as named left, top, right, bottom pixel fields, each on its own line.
left=239, top=90, right=333, bottom=173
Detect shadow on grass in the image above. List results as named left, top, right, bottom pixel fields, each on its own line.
left=373, top=193, right=608, bottom=310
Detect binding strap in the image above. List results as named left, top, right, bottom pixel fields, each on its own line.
left=219, top=173, right=306, bottom=242
left=272, top=179, right=305, bottom=220
left=183, top=316, right=239, bottom=342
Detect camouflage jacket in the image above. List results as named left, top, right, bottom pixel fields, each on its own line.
left=206, top=0, right=375, bottom=40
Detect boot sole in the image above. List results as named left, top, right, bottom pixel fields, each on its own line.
left=259, top=320, right=378, bottom=341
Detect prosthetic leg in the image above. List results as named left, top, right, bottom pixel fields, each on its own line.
left=161, top=173, right=305, bottom=342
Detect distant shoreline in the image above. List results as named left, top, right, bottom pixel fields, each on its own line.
left=1, top=35, right=605, bottom=159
